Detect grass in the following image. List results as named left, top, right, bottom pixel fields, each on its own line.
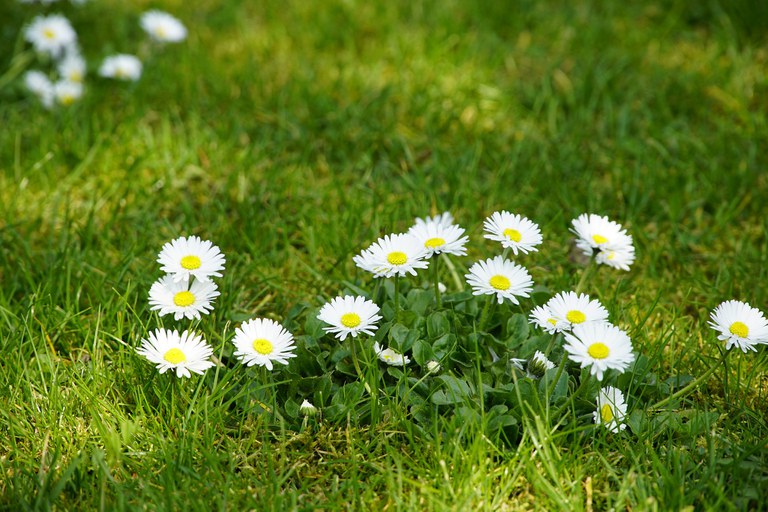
left=1, top=0, right=768, bottom=509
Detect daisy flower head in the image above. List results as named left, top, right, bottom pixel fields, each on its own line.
left=58, top=52, right=86, bottom=83
left=408, top=212, right=469, bottom=257
left=99, top=54, right=142, bottom=81
left=157, top=235, right=226, bottom=283
left=317, top=295, right=382, bottom=341
left=593, top=386, right=628, bottom=433
left=24, top=71, right=54, bottom=108
left=140, top=10, right=188, bottom=43
left=137, top=328, right=214, bottom=378
left=373, top=342, right=410, bottom=366
left=708, top=300, right=768, bottom=353
left=483, top=211, right=543, bottom=255
left=571, top=214, right=635, bottom=271
left=231, top=318, right=297, bottom=370
left=53, top=80, right=83, bottom=106
left=595, top=240, right=636, bottom=271
left=353, top=233, right=429, bottom=278
left=465, top=256, right=533, bottom=305
left=522, top=350, right=556, bottom=379
left=545, top=291, right=609, bottom=331
left=563, top=322, right=635, bottom=381
left=24, top=15, right=77, bottom=58
left=529, top=304, right=566, bottom=334
left=148, top=275, right=219, bottom=320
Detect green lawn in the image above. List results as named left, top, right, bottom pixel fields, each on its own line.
left=2, top=0, right=768, bottom=510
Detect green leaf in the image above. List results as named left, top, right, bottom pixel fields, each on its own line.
left=426, top=311, right=450, bottom=339
left=406, top=288, right=434, bottom=316
left=412, top=339, right=436, bottom=366
left=430, top=375, right=474, bottom=405
left=505, top=313, right=529, bottom=346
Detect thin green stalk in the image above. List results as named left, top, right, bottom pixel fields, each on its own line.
left=431, top=255, right=442, bottom=308
left=393, top=275, right=401, bottom=323
left=546, top=353, right=569, bottom=400
left=649, top=350, right=730, bottom=411
left=574, top=259, right=595, bottom=295
left=478, top=296, right=495, bottom=332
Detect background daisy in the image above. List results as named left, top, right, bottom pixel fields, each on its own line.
left=408, top=212, right=468, bottom=257
left=157, top=235, right=226, bottom=283
left=353, top=233, right=429, bottom=278
left=99, top=54, right=143, bottom=81
left=148, top=275, right=219, bottom=320
left=232, top=318, right=297, bottom=370
left=465, top=256, right=533, bottom=304
left=483, top=211, right=543, bottom=255
left=373, top=342, right=410, bottom=366
left=137, top=328, right=214, bottom=378
left=546, top=291, right=609, bottom=331
left=570, top=213, right=630, bottom=257
left=24, top=14, right=77, bottom=58
left=593, top=386, right=628, bottom=433
left=141, top=10, right=188, bottom=43
left=563, top=322, right=635, bottom=380
left=708, top=300, right=768, bottom=353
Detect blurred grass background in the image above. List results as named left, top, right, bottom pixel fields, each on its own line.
left=1, top=0, right=767, bottom=509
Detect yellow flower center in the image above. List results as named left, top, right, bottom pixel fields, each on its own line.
left=425, top=237, right=445, bottom=249
left=503, top=228, right=522, bottom=242
left=606, top=251, right=616, bottom=260
left=547, top=318, right=558, bottom=326
left=43, top=28, right=56, bottom=39
left=163, top=348, right=186, bottom=364
left=729, top=321, right=749, bottom=338
left=173, top=291, right=195, bottom=307
left=587, top=342, right=610, bottom=359
left=489, top=275, right=511, bottom=290
left=180, top=255, right=202, bottom=270
left=600, top=404, right=614, bottom=423
left=592, top=234, right=608, bottom=244
left=566, top=310, right=586, bottom=324
left=252, top=338, right=274, bottom=355
left=69, top=71, right=83, bottom=83
left=341, top=313, right=361, bottom=328
left=60, top=95, right=75, bottom=106
left=154, top=26, right=167, bottom=38
left=387, top=251, right=407, bottom=265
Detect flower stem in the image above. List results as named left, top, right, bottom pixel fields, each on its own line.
left=393, top=275, right=401, bottom=323
left=575, top=259, right=595, bottom=295
left=478, top=296, right=495, bottom=332
left=432, top=255, right=442, bottom=309
left=546, top=352, right=569, bottom=400
left=649, top=349, right=730, bottom=411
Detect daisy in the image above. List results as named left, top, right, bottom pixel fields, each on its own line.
left=373, top=342, right=410, bottom=366
left=595, top=241, right=636, bottom=271
left=529, top=304, right=565, bottom=334
left=483, top=211, right=543, bottom=255
left=231, top=318, right=297, bottom=370
left=317, top=295, right=382, bottom=341
left=24, top=71, right=54, bottom=108
left=545, top=291, right=609, bottom=331
left=593, top=386, right=628, bottom=433
left=563, top=322, right=635, bottom=381
left=708, top=300, right=768, bottom=353
left=99, top=54, right=142, bottom=81
left=52, top=80, right=83, bottom=106
left=465, top=255, right=533, bottom=304
left=157, top=235, right=226, bottom=283
left=353, top=233, right=429, bottom=278
left=140, top=10, right=188, bottom=43
left=58, top=52, right=86, bottom=83
left=24, top=15, right=77, bottom=58
left=408, top=212, right=469, bottom=257
left=148, top=275, right=219, bottom=320
left=426, top=360, right=441, bottom=374
left=570, top=213, right=630, bottom=256
left=137, top=328, right=214, bottom=378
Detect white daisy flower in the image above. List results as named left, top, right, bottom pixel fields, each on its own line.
left=545, top=291, right=609, bottom=331
left=58, top=52, right=86, bottom=83
left=300, top=399, right=318, bottom=416
left=483, top=211, right=543, bottom=255
left=593, top=386, right=628, bottom=433
left=24, top=71, right=54, bottom=108
left=708, top=300, right=768, bottom=353
left=157, top=235, right=226, bottom=283
left=408, top=212, right=469, bottom=257
left=353, top=233, right=429, bottom=278
left=529, top=304, right=565, bottom=334
left=52, top=80, right=83, bottom=106
left=373, top=342, right=410, bottom=366
left=137, top=328, right=214, bottom=378
left=595, top=241, right=636, bottom=271
left=563, top=322, right=635, bottom=381
left=148, top=275, right=219, bottom=320
left=140, top=10, right=188, bottom=43
left=24, top=15, right=77, bottom=59
left=231, top=318, right=297, bottom=370
left=99, top=54, right=142, bottom=81
left=571, top=213, right=632, bottom=255
left=317, top=295, right=382, bottom=341
left=426, top=360, right=441, bottom=374
left=465, top=255, right=533, bottom=305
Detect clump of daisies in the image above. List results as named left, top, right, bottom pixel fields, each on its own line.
left=571, top=213, right=635, bottom=271
left=16, top=6, right=187, bottom=107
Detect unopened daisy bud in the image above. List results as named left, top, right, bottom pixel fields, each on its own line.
left=299, top=399, right=318, bottom=416
left=437, top=282, right=447, bottom=294
left=526, top=350, right=555, bottom=378
left=426, top=360, right=441, bottom=374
